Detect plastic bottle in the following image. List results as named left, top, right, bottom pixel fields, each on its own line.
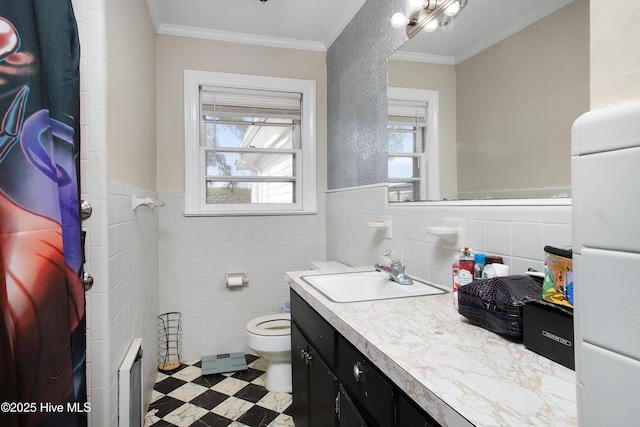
left=452, top=264, right=460, bottom=309
left=458, top=247, right=475, bottom=286
left=482, top=264, right=497, bottom=279
left=473, top=253, right=486, bottom=280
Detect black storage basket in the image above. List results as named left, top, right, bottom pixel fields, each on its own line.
left=457, top=275, right=543, bottom=338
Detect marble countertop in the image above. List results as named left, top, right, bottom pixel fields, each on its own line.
left=286, top=267, right=577, bottom=427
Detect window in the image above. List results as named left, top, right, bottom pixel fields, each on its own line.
left=184, top=71, right=317, bottom=215
left=387, top=88, right=439, bottom=202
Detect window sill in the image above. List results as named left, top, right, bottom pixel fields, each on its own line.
left=183, top=210, right=319, bottom=217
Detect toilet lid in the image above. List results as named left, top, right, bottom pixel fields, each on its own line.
left=247, top=313, right=291, bottom=336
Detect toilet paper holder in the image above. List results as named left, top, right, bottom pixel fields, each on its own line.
left=226, top=272, right=248, bottom=288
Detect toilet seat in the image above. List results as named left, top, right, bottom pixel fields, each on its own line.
left=246, top=313, right=291, bottom=336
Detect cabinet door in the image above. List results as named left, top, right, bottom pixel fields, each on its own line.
left=396, top=393, right=440, bottom=427
left=292, top=323, right=311, bottom=427
left=338, top=384, right=368, bottom=427
left=292, top=323, right=338, bottom=427
left=308, top=345, right=338, bottom=427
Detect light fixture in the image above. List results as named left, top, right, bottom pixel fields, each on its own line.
left=444, top=1, right=461, bottom=16
left=390, top=12, right=409, bottom=29
left=423, top=19, right=439, bottom=32
left=391, top=0, right=468, bottom=38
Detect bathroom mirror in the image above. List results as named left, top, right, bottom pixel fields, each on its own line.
left=387, top=0, right=588, bottom=202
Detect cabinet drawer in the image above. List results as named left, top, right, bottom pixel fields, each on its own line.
left=291, top=289, right=336, bottom=366
left=337, top=336, right=393, bottom=426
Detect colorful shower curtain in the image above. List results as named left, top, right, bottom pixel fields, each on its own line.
left=0, top=1, right=86, bottom=426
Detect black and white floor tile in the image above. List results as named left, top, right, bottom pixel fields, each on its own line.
left=144, top=354, right=294, bottom=427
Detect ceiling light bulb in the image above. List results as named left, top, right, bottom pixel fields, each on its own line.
left=390, top=12, right=408, bottom=29
left=408, top=0, right=425, bottom=11
left=423, top=19, right=439, bottom=32
left=444, top=1, right=461, bottom=16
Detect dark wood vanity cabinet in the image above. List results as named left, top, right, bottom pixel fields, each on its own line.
left=291, top=322, right=337, bottom=427
left=290, top=289, right=440, bottom=427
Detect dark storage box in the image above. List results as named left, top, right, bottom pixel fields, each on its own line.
left=523, top=300, right=574, bottom=370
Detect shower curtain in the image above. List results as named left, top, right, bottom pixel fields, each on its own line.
left=0, top=1, right=86, bottom=426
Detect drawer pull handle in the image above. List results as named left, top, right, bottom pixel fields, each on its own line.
left=300, top=349, right=313, bottom=365
left=353, top=362, right=364, bottom=382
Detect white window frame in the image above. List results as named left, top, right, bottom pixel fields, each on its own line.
left=387, top=87, right=440, bottom=201
left=184, top=70, right=317, bottom=216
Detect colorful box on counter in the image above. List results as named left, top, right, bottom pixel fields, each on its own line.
left=542, top=246, right=573, bottom=308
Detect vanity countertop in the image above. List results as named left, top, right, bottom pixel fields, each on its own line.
left=286, top=267, right=577, bottom=427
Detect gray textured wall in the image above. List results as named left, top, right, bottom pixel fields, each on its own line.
left=327, top=0, right=408, bottom=190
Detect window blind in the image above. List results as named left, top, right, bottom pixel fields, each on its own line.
left=201, top=86, right=302, bottom=120
left=388, top=100, right=427, bottom=126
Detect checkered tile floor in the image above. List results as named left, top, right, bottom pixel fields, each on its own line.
left=144, top=354, right=294, bottom=427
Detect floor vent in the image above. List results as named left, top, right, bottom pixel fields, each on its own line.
left=119, top=338, right=143, bottom=426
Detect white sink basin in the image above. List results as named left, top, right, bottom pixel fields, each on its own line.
left=301, top=271, right=446, bottom=303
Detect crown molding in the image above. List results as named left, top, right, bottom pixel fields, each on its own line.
left=157, top=23, right=327, bottom=52
left=389, top=50, right=456, bottom=66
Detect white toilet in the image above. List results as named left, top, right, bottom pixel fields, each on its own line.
left=246, top=313, right=292, bottom=393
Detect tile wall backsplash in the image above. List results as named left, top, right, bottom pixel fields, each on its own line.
left=157, top=192, right=326, bottom=360
left=326, top=185, right=572, bottom=289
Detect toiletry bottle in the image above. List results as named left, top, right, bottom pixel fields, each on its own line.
left=486, top=255, right=504, bottom=265
left=458, top=247, right=475, bottom=286
left=482, top=264, right=497, bottom=279
left=473, top=253, right=486, bottom=280
left=452, top=264, right=460, bottom=309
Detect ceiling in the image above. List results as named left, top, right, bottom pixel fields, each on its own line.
left=146, top=0, right=368, bottom=51
left=146, top=0, right=573, bottom=62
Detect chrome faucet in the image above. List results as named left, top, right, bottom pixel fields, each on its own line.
left=375, top=251, right=413, bottom=285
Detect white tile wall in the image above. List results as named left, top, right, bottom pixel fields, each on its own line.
left=578, top=343, right=640, bottom=426
left=108, top=181, right=160, bottom=419
left=75, top=0, right=112, bottom=424
left=327, top=185, right=572, bottom=290
left=79, top=0, right=160, bottom=424
left=575, top=147, right=640, bottom=253
left=572, top=99, right=640, bottom=426
left=580, top=248, right=640, bottom=359
left=158, top=192, right=326, bottom=360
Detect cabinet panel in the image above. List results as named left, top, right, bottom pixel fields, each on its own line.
left=396, top=392, right=439, bottom=427
left=291, top=324, right=311, bottom=427
left=308, top=345, right=338, bottom=427
left=291, top=289, right=336, bottom=365
left=339, top=384, right=368, bottom=427
left=337, top=336, right=394, bottom=426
